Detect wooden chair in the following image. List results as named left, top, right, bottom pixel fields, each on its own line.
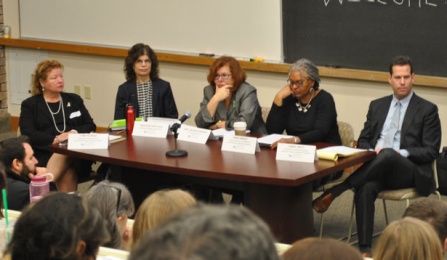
left=346, top=160, right=442, bottom=242
left=314, top=121, right=356, bottom=237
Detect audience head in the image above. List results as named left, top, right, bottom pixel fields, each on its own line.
left=31, top=59, right=64, bottom=95
left=0, top=135, right=37, bottom=179
left=403, top=198, right=447, bottom=252
left=125, top=43, right=159, bottom=81
left=84, top=180, right=135, bottom=249
left=283, top=237, right=363, bottom=260
left=207, top=56, right=246, bottom=91
left=389, top=55, right=413, bottom=75
left=132, top=189, right=197, bottom=248
left=6, top=192, right=110, bottom=259
left=129, top=204, right=279, bottom=260
left=374, top=217, right=443, bottom=260
left=288, top=58, right=320, bottom=90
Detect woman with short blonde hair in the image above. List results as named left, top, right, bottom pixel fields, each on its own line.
left=132, top=189, right=197, bottom=248
left=374, top=217, right=443, bottom=260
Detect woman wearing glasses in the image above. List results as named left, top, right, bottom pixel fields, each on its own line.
left=195, top=56, right=267, bottom=134
left=114, top=43, right=178, bottom=120
left=266, top=58, right=342, bottom=186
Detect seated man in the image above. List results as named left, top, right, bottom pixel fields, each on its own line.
left=403, top=198, right=447, bottom=255
left=0, top=136, right=48, bottom=210
left=128, top=204, right=280, bottom=260
left=312, top=55, right=441, bottom=256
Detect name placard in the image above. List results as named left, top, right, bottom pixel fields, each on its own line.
left=221, top=135, right=260, bottom=154
left=68, top=133, right=109, bottom=149
left=132, top=121, right=169, bottom=138
left=177, top=125, right=211, bottom=144
left=276, top=143, right=316, bottom=163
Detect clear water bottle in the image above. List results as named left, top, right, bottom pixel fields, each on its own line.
left=29, top=175, right=50, bottom=202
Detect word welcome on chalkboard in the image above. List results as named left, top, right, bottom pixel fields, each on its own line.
left=283, top=0, right=447, bottom=77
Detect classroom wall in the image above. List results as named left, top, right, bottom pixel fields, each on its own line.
left=4, top=0, right=447, bottom=146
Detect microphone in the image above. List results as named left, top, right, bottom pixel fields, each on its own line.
left=170, top=111, right=192, bottom=132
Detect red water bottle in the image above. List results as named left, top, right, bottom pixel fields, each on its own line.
left=126, top=104, right=135, bottom=135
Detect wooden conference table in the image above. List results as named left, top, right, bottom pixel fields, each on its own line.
left=52, top=135, right=375, bottom=243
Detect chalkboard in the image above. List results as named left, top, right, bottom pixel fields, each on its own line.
left=283, top=0, right=447, bottom=77
left=18, top=0, right=282, bottom=62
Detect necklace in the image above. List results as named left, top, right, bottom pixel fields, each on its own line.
left=295, top=90, right=315, bottom=113
left=44, top=95, right=66, bottom=133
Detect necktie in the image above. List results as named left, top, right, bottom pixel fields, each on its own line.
left=383, top=101, right=401, bottom=148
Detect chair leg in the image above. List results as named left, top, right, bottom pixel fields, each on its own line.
left=347, top=198, right=356, bottom=243
left=382, top=199, right=389, bottom=225
left=319, top=212, right=325, bottom=238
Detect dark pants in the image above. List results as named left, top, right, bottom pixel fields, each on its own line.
left=347, top=149, right=418, bottom=249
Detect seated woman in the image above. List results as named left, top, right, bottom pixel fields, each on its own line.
left=374, top=217, right=443, bottom=260
left=195, top=56, right=266, bottom=134
left=85, top=180, right=135, bottom=250
left=114, top=43, right=178, bottom=120
left=132, top=189, right=197, bottom=248
left=19, top=59, right=96, bottom=192
left=266, top=58, right=342, bottom=188
left=4, top=192, right=110, bottom=259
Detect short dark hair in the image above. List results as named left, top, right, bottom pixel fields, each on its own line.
left=124, top=43, right=159, bottom=81
left=129, top=204, right=279, bottom=260
left=403, top=198, right=447, bottom=245
left=0, top=136, right=29, bottom=174
left=7, top=192, right=110, bottom=259
left=389, top=55, right=413, bottom=75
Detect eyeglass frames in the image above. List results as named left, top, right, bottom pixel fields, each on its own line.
left=287, top=78, right=307, bottom=87
left=215, top=73, right=232, bottom=80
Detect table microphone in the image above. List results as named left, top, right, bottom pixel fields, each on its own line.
left=166, top=111, right=191, bottom=157
left=170, top=111, right=192, bottom=132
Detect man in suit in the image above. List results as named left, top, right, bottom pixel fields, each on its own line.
left=312, top=55, right=441, bottom=256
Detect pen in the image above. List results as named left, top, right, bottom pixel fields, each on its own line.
left=115, top=130, right=125, bottom=135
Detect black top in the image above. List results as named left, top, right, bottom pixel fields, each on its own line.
left=266, top=90, right=341, bottom=145
left=6, top=169, right=30, bottom=211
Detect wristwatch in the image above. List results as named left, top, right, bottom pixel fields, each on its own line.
left=294, top=136, right=299, bottom=144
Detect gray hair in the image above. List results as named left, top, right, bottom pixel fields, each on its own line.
left=288, top=58, right=320, bottom=89
left=85, top=180, right=135, bottom=249
left=129, top=204, right=280, bottom=260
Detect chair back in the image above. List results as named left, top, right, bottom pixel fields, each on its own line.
left=261, top=106, right=270, bottom=123
left=337, top=121, right=354, bottom=147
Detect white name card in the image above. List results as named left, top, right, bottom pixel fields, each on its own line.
left=177, top=125, right=211, bottom=144
left=221, top=135, right=260, bottom=154
left=276, top=143, right=317, bottom=163
left=132, top=121, right=169, bottom=138
left=68, top=133, right=109, bottom=149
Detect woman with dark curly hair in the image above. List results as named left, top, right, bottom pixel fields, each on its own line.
left=4, top=192, right=110, bottom=259
left=113, top=43, right=178, bottom=120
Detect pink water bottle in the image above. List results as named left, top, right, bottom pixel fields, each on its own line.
left=126, top=104, right=135, bottom=135
left=29, top=175, right=50, bottom=202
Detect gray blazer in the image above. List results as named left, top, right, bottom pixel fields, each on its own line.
left=195, top=82, right=267, bottom=134
left=358, top=93, right=441, bottom=195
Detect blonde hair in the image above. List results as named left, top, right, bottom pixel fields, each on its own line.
left=283, top=237, right=362, bottom=260
left=374, top=217, right=443, bottom=260
left=132, top=189, right=197, bottom=248
left=31, top=59, right=64, bottom=95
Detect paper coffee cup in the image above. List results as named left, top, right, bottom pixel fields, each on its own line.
left=234, top=121, right=247, bottom=136
left=3, top=26, right=10, bottom=38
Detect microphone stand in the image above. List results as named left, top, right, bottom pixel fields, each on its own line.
left=166, top=127, right=188, bottom=157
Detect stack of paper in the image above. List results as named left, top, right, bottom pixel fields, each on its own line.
left=317, top=146, right=366, bottom=161
left=257, top=134, right=294, bottom=147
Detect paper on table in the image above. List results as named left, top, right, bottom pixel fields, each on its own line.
left=317, top=146, right=366, bottom=161
left=257, top=134, right=294, bottom=147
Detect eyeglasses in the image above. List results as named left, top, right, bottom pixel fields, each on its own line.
left=287, top=79, right=307, bottom=87
left=135, top=59, right=151, bottom=65
left=215, top=73, right=232, bottom=80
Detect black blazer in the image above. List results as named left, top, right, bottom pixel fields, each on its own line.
left=113, top=78, right=179, bottom=120
left=357, top=93, right=441, bottom=195
left=19, top=93, right=96, bottom=165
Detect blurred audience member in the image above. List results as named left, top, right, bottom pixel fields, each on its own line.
left=85, top=180, right=135, bottom=250
left=132, top=189, right=197, bottom=248
left=282, top=237, right=362, bottom=260
left=129, top=204, right=279, bottom=260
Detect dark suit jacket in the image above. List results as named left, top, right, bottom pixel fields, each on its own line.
left=357, top=93, right=441, bottom=195
left=19, top=93, right=96, bottom=166
left=114, top=78, right=179, bottom=120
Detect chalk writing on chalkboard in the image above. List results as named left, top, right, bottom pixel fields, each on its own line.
left=324, top=0, right=445, bottom=7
